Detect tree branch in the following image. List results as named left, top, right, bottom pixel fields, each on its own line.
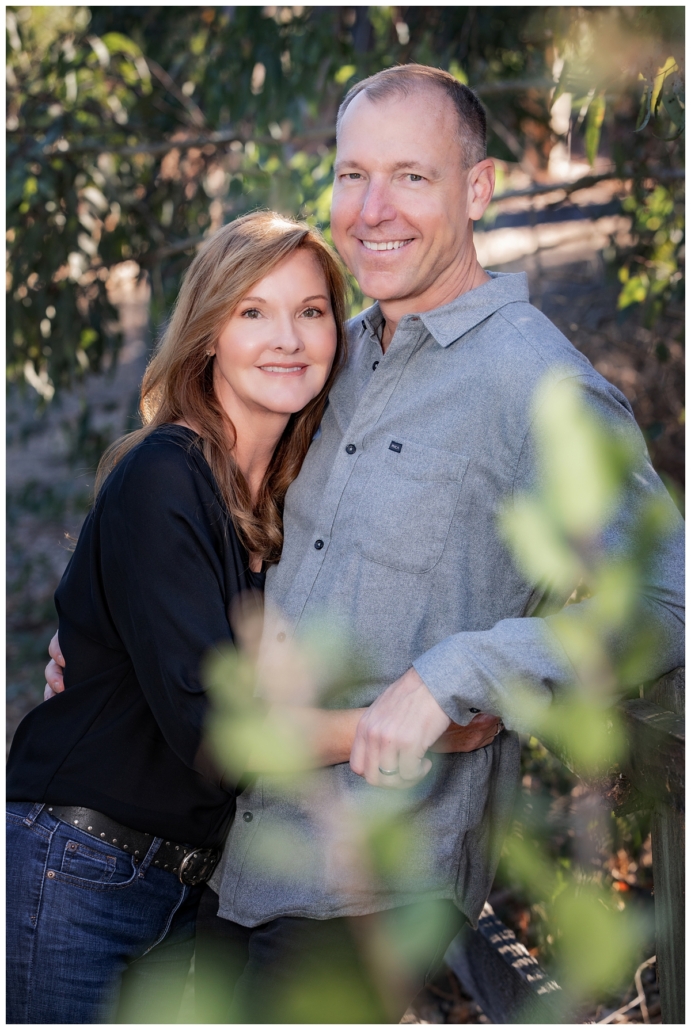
left=145, top=57, right=206, bottom=129
left=32, top=125, right=335, bottom=158
left=493, top=167, right=684, bottom=203
left=474, top=77, right=558, bottom=96
left=20, top=77, right=567, bottom=160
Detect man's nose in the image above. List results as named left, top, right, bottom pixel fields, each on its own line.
left=360, top=181, right=397, bottom=226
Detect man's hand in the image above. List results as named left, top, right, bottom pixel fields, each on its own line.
left=349, top=667, right=451, bottom=787
left=44, top=632, right=65, bottom=701
left=431, top=713, right=502, bottom=753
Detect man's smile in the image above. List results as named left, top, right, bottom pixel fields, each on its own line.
left=360, top=239, right=414, bottom=252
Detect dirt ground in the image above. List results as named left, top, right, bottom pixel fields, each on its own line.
left=6, top=212, right=680, bottom=1023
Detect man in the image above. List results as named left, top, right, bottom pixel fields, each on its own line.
left=46, top=65, right=684, bottom=1021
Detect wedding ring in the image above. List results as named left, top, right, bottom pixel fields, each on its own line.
left=378, top=767, right=399, bottom=776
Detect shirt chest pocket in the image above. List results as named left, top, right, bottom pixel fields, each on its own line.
left=353, top=441, right=470, bottom=574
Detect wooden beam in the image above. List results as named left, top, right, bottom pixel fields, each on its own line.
left=445, top=904, right=566, bottom=1024
left=647, top=669, right=684, bottom=1025
left=619, top=698, right=684, bottom=810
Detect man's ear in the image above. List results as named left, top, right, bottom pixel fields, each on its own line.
left=467, top=158, right=495, bottom=222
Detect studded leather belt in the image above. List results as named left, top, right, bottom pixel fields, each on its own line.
left=46, top=804, right=221, bottom=886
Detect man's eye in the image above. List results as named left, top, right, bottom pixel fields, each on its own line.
left=408, top=174, right=424, bottom=182
left=342, top=172, right=362, bottom=180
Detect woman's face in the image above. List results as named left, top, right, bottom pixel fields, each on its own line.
left=212, top=249, right=338, bottom=422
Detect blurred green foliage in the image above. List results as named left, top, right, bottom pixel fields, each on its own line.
left=494, top=375, right=674, bottom=1015
left=7, top=6, right=684, bottom=402
left=617, top=184, right=684, bottom=325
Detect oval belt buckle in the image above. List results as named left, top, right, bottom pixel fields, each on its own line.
left=178, top=848, right=219, bottom=886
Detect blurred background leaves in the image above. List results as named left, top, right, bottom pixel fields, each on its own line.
left=7, top=5, right=684, bottom=402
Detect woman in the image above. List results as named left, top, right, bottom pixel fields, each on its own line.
left=6, top=211, right=359, bottom=1024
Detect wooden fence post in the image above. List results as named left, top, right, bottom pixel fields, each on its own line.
left=647, top=668, right=685, bottom=1025
left=445, top=668, right=685, bottom=1024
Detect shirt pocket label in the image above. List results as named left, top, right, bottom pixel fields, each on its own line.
left=353, top=441, right=470, bottom=574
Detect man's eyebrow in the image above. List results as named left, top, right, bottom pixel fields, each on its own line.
left=390, top=159, right=440, bottom=176
left=334, top=158, right=439, bottom=176
left=334, top=159, right=362, bottom=172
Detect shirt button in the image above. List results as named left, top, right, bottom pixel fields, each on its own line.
left=276, top=631, right=286, bottom=642
left=314, top=539, right=324, bottom=550
left=243, top=812, right=253, bottom=823
left=372, top=360, right=379, bottom=371
left=345, top=444, right=356, bottom=455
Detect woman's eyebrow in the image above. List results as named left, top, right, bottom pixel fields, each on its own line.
left=239, top=293, right=328, bottom=305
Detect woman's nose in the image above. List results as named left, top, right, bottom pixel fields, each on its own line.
left=272, top=316, right=304, bottom=352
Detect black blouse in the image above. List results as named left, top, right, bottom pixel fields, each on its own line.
left=6, top=425, right=264, bottom=848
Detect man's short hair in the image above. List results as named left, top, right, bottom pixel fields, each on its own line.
left=337, top=64, right=487, bottom=170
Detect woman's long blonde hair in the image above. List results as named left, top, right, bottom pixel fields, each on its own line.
left=96, top=211, right=348, bottom=564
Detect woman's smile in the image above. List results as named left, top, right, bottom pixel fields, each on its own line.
left=258, top=363, right=309, bottom=374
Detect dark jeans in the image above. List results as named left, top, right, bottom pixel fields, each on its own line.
left=6, top=802, right=202, bottom=1024
left=194, top=884, right=464, bottom=1023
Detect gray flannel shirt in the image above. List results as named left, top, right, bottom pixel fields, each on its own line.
left=211, top=271, right=684, bottom=926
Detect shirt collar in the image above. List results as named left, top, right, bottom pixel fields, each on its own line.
left=360, top=303, right=385, bottom=342
left=360, top=271, right=529, bottom=349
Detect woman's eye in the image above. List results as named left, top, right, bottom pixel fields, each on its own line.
left=301, top=307, right=322, bottom=318
left=241, top=308, right=261, bottom=319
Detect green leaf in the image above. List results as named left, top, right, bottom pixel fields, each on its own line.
left=448, top=60, right=468, bottom=86
left=334, top=64, right=356, bottom=85
left=101, top=32, right=144, bottom=59
left=585, top=94, right=605, bottom=166
left=661, top=80, right=685, bottom=132
left=550, top=60, right=569, bottom=109
left=618, top=274, right=648, bottom=310
left=651, top=56, right=677, bottom=114
left=634, top=84, right=652, bottom=132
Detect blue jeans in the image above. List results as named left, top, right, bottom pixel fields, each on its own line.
left=6, top=802, right=202, bottom=1024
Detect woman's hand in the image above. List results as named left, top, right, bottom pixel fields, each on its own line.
left=44, top=632, right=65, bottom=701
left=244, top=706, right=367, bottom=772
left=431, top=712, right=503, bottom=753
left=245, top=707, right=502, bottom=774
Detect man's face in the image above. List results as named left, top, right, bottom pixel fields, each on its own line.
left=331, top=89, right=483, bottom=310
